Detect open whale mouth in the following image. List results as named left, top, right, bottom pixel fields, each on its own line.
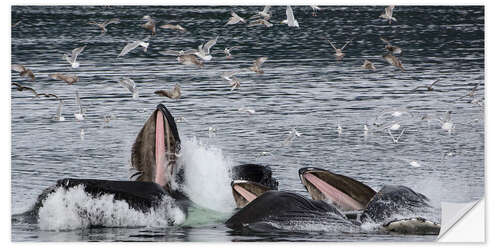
left=298, top=167, right=376, bottom=211
left=231, top=180, right=273, bottom=208
left=131, top=104, right=181, bottom=194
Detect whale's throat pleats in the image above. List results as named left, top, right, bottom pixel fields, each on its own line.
left=155, top=110, right=166, bottom=187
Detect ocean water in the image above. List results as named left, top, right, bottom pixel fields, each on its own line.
left=11, top=5, right=484, bottom=242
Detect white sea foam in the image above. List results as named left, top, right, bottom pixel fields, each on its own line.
left=38, top=185, right=185, bottom=231
left=179, top=137, right=236, bottom=213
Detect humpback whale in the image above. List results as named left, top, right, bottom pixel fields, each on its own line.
left=19, top=104, right=188, bottom=223
left=225, top=167, right=440, bottom=235
left=230, top=164, right=279, bottom=208
left=298, top=167, right=440, bottom=234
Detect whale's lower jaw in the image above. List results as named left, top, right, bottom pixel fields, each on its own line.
left=298, top=167, right=376, bottom=212
left=231, top=180, right=272, bottom=208
left=382, top=217, right=441, bottom=235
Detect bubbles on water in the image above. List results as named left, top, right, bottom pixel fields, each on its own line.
left=179, top=137, right=236, bottom=213
left=38, top=185, right=185, bottom=231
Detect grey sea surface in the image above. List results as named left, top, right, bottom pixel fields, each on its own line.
left=11, top=5, right=484, bottom=242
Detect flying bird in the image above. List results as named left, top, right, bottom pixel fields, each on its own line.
left=361, top=59, right=376, bottom=70
left=12, top=64, right=35, bottom=81
left=380, top=5, right=397, bottom=24
left=248, top=19, right=273, bottom=28
left=221, top=71, right=241, bottom=91
left=456, top=82, right=481, bottom=101
left=54, top=99, right=65, bottom=121
left=383, top=54, right=405, bottom=71
left=118, top=77, right=139, bottom=99
left=155, top=84, right=181, bottom=99
left=380, top=37, right=402, bottom=54
left=249, top=57, right=268, bottom=74
left=223, top=46, right=239, bottom=59
left=160, top=49, right=197, bottom=56
left=193, top=36, right=218, bottom=61
left=410, top=79, right=440, bottom=92
left=281, top=6, right=299, bottom=27
left=177, top=54, right=204, bottom=68
left=251, top=6, right=271, bottom=20
left=118, top=37, right=150, bottom=57
left=74, top=91, right=85, bottom=121
left=63, top=45, right=86, bottom=68
left=159, top=24, right=187, bottom=32
left=226, top=11, right=246, bottom=25
left=49, top=73, right=79, bottom=85
left=11, top=82, right=37, bottom=97
left=310, top=5, right=321, bottom=16
left=88, top=18, right=120, bottom=34
left=141, top=15, right=156, bottom=35
left=327, top=39, right=352, bottom=60
left=12, top=20, right=22, bottom=28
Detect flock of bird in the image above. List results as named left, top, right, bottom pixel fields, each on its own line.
left=11, top=5, right=483, bottom=151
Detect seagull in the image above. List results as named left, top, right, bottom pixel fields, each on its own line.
left=177, top=54, right=204, bottom=68
left=251, top=6, right=271, bottom=20
left=12, top=20, right=22, bottom=28
left=208, top=127, right=217, bottom=137
left=154, top=84, right=181, bottom=99
left=439, top=111, right=454, bottom=134
left=226, top=11, right=246, bottom=25
left=223, top=46, right=239, bottom=59
left=54, top=99, right=65, bottom=121
left=88, top=18, right=120, bottom=34
left=74, top=91, right=84, bottom=121
left=12, top=64, right=35, bottom=81
left=249, top=57, right=268, bottom=73
left=222, top=71, right=241, bottom=91
left=388, top=128, right=406, bottom=143
left=282, top=128, right=301, bottom=146
left=281, top=6, right=299, bottom=27
left=118, top=77, right=139, bottom=99
left=49, top=73, right=79, bottom=85
left=141, top=15, right=156, bottom=35
left=337, top=123, right=343, bottom=135
left=63, top=45, right=86, bottom=68
left=380, top=5, right=397, bottom=24
left=383, top=54, right=405, bottom=71
left=194, top=36, right=218, bottom=61
left=361, top=59, right=376, bottom=70
left=238, top=107, right=256, bottom=114
left=456, top=82, right=480, bottom=101
left=80, top=128, right=85, bottom=140
left=118, top=37, right=150, bottom=57
left=410, top=79, right=440, bottom=92
left=248, top=19, right=273, bottom=28
left=310, top=5, right=321, bottom=16
left=12, top=83, right=59, bottom=99
left=380, top=37, right=402, bottom=54
left=11, top=82, right=37, bottom=97
left=327, top=39, right=352, bottom=61
left=159, top=49, right=197, bottom=56
left=159, top=24, right=187, bottom=32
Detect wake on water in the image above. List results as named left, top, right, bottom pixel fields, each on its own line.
left=34, top=136, right=236, bottom=231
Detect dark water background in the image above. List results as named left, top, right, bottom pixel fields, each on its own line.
left=11, top=5, right=484, bottom=241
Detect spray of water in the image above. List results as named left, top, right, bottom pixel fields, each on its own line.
left=38, top=185, right=185, bottom=231
left=179, top=137, right=236, bottom=213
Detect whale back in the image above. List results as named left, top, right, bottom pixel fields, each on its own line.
left=225, top=191, right=350, bottom=231
left=360, top=185, right=432, bottom=224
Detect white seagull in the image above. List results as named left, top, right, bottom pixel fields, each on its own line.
left=226, top=11, right=246, bottom=25
left=380, top=6, right=397, bottom=24
left=74, top=91, right=84, bottom=121
left=63, top=45, right=86, bottom=68
left=194, top=36, right=218, bottom=61
left=281, top=6, right=299, bottom=27
left=118, top=77, right=139, bottom=99
left=118, top=37, right=150, bottom=57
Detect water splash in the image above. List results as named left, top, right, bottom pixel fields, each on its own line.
left=38, top=185, right=185, bottom=231
left=179, top=137, right=236, bottom=213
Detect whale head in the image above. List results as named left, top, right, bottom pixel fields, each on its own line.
left=230, top=164, right=278, bottom=208
left=130, top=104, right=182, bottom=197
